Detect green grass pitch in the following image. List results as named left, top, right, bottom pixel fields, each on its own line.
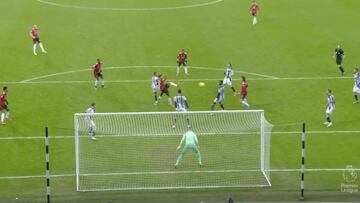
left=0, top=0, right=360, bottom=202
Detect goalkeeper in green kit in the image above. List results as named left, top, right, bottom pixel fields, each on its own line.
left=175, top=130, right=203, bottom=168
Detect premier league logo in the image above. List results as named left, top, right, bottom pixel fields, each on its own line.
left=343, top=165, right=358, bottom=183
left=341, top=165, right=359, bottom=193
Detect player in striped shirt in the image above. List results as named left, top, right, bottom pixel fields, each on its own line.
left=0, top=86, right=10, bottom=125
left=324, top=89, right=335, bottom=127
left=175, top=130, right=202, bottom=168
left=223, top=63, right=236, bottom=95
left=211, top=80, right=225, bottom=111
left=172, top=89, right=190, bottom=129
left=151, top=72, right=160, bottom=104
left=353, top=68, right=360, bottom=104
left=85, top=103, right=96, bottom=140
left=29, top=25, right=47, bottom=55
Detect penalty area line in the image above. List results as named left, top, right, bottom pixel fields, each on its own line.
left=18, top=65, right=278, bottom=83
left=2, top=76, right=354, bottom=85
left=37, top=0, right=224, bottom=11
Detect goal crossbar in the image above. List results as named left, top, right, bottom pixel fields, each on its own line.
left=74, top=110, right=272, bottom=191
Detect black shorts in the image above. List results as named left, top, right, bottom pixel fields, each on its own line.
left=178, top=61, right=187, bottom=67
left=33, top=37, right=40, bottom=44
left=160, top=89, right=169, bottom=97
left=94, top=72, right=103, bottom=79
left=0, top=105, right=8, bottom=111
left=336, top=57, right=342, bottom=65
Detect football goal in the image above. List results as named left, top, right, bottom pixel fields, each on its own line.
left=74, top=110, right=272, bottom=191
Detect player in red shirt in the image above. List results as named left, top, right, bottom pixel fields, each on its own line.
left=0, top=86, right=10, bottom=124
left=177, top=49, right=188, bottom=76
left=236, top=76, right=250, bottom=109
left=250, top=0, right=260, bottom=25
left=29, top=25, right=47, bottom=55
left=156, top=74, right=173, bottom=106
left=93, top=58, right=105, bottom=89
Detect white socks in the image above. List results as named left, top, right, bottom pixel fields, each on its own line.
left=1, top=112, right=4, bottom=123
left=177, top=66, right=188, bottom=75
left=242, top=100, right=250, bottom=109
left=167, top=97, right=172, bottom=105
left=39, top=43, right=46, bottom=52
left=33, top=44, right=37, bottom=54
left=253, top=17, right=257, bottom=25
left=33, top=43, right=46, bottom=54
left=95, top=79, right=104, bottom=88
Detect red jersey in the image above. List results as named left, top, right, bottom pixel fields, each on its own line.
left=250, top=3, right=259, bottom=14
left=241, top=81, right=248, bottom=95
left=160, top=78, right=168, bottom=91
left=0, top=91, right=7, bottom=106
left=31, top=28, right=39, bottom=39
left=177, top=51, right=187, bottom=63
left=93, top=62, right=101, bottom=74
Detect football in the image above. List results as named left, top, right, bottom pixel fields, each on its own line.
left=198, top=82, right=205, bottom=87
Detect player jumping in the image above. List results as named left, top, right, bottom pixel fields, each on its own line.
left=334, top=45, right=345, bottom=76
left=30, top=25, right=47, bottom=55
left=177, top=49, right=188, bottom=76
left=156, top=75, right=173, bottom=106
left=250, top=0, right=260, bottom=25
left=223, top=63, right=236, bottom=95
left=172, top=89, right=190, bottom=129
left=85, top=103, right=96, bottom=140
left=324, top=89, right=335, bottom=127
left=211, top=80, right=226, bottom=111
left=151, top=72, right=160, bottom=104
left=93, top=59, right=105, bottom=89
left=237, top=76, right=250, bottom=109
left=353, top=68, right=360, bottom=104
left=0, top=87, right=10, bottom=125
left=175, top=130, right=202, bottom=168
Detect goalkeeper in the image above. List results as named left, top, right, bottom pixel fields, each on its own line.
left=175, top=130, right=203, bottom=168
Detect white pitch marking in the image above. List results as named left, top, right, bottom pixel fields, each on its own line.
left=37, top=0, right=224, bottom=11
left=1, top=168, right=359, bottom=180
left=19, top=65, right=278, bottom=83
left=1, top=130, right=360, bottom=140
left=2, top=76, right=354, bottom=85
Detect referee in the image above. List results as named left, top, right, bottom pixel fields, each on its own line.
left=334, top=44, right=345, bottom=76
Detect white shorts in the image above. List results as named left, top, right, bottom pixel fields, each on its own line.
left=152, top=86, right=160, bottom=93
left=223, top=77, right=232, bottom=86
left=326, top=106, right=335, bottom=114
left=85, top=119, right=96, bottom=130
left=353, top=85, right=360, bottom=94
left=175, top=108, right=187, bottom=112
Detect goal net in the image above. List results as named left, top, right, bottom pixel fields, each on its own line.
left=74, top=110, right=272, bottom=191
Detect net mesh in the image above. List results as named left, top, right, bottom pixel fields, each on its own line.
left=74, top=110, right=272, bottom=191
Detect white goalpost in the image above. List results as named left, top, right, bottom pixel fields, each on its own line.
left=74, top=110, right=272, bottom=191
